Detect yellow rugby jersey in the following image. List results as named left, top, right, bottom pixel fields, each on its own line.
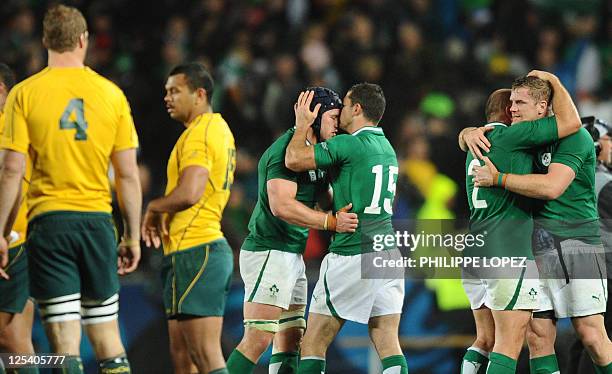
left=0, top=67, right=139, bottom=219
left=163, top=113, right=236, bottom=254
left=0, top=111, right=29, bottom=247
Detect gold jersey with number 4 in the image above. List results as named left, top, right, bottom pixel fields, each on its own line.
left=0, top=111, right=29, bottom=247
left=163, top=113, right=236, bottom=255
left=0, top=67, right=139, bottom=219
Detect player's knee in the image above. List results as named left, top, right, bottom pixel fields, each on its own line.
left=575, top=323, right=606, bottom=352
left=242, top=326, right=275, bottom=354
left=275, top=306, right=306, bottom=350
left=474, top=335, right=494, bottom=352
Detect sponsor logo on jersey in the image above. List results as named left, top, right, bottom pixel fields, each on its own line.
left=541, top=152, right=551, bottom=166
left=309, top=170, right=317, bottom=181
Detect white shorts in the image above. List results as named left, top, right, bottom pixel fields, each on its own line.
left=534, top=239, right=607, bottom=318
left=309, top=252, right=405, bottom=324
left=240, top=249, right=307, bottom=309
left=462, top=260, right=540, bottom=311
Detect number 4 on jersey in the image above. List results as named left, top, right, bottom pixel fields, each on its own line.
left=60, top=98, right=88, bottom=140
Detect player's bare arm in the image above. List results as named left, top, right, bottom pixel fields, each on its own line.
left=285, top=90, right=319, bottom=172
left=474, top=157, right=575, bottom=200
left=526, top=70, right=581, bottom=138
left=111, top=148, right=143, bottom=274
left=142, top=165, right=208, bottom=248
left=0, top=151, right=22, bottom=241
left=464, top=70, right=581, bottom=157
left=0, top=150, right=25, bottom=276
left=268, top=178, right=357, bottom=233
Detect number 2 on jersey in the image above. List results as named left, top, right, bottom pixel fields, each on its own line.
left=364, top=164, right=398, bottom=215
left=467, top=159, right=487, bottom=209
left=59, top=98, right=88, bottom=140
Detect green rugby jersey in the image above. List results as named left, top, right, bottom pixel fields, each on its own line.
left=466, top=117, right=558, bottom=258
left=532, top=127, right=600, bottom=244
left=242, top=129, right=328, bottom=253
left=313, top=126, right=398, bottom=256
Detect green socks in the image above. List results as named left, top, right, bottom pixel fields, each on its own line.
left=2, top=368, right=40, bottom=374
left=462, top=347, right=489, bottom=374
left=98, top=355, right=130, bottom=373
left=226, top=349, right=255, bottom=374
left=269, top=351, right=299, bottom=374
left=297, top=357, right=325, bottom=374
left=595, top=362, right=612, bottom=374
left=382, top=355, right=408, bottom=373
left=529, top=354, right=560, bottom=374
left=53, top=356, right=83, bottom=374
left=486, top=352, right=516, bottom=374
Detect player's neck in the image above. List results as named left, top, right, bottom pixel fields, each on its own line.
left=345, top=119, right=375, bottom=135
left=184, top=105, right=213, bottom=127
left=47, top=51, right=85, bottom=68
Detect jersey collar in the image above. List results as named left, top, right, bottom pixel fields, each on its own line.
left=484, top=122, right=507, bottom=128
left=188, top=112, right=215, bottom=127
left=351, top=126, right=383, bottom=136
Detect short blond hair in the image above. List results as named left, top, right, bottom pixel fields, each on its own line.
left=512, top=76, right=552, bottom=104
left=43, top=5, right=87, bottom=53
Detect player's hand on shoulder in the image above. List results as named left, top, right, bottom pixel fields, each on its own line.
left=294, top=90, right=320, bottom=130
left=336, top=203, right=358, bottom=233
left=464, top=126, right=493, bottom=160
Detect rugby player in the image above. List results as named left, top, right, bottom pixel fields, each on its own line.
left=467, top=71, right=612, bottom=373
left=142, top=62, right=235, bottom=374
left=0, top=62, right=38, bottom=373
left=226, top=87, right=357, bottom=374
left=0, top=5, right=142, bottom=373
left=459, top=73, right=581, bottom=373
left=286, top=84, right=408, bottom=374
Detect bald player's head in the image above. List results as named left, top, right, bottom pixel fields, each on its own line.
left=485, top=89, right=511, bottom=124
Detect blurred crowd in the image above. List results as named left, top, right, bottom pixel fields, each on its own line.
left=1, top=0, right=611, bottom=256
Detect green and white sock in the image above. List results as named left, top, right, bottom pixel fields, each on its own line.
left=595, top=362, right=612, bottom=374
left=461, top=347, right=489, bottom=374
left=381, top=355, right=408, bottom=373
left=486, top=352, right=516, bottom=374
left=297, top=356, right=325, bottom=374
left=529, top=354, right=560, bottom=374
left=226, top=349, right=255, bottom=374
left=269, top=351, right=299, bottom=374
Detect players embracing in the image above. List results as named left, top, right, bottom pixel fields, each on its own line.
left=227, top=87, right=358, bottom=374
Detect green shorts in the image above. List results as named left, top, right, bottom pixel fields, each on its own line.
left=0, top=244, right=29, bottom=314
left=27, top=211, right=120, bottom=302
left=162, top=238, right=233, bottom=318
